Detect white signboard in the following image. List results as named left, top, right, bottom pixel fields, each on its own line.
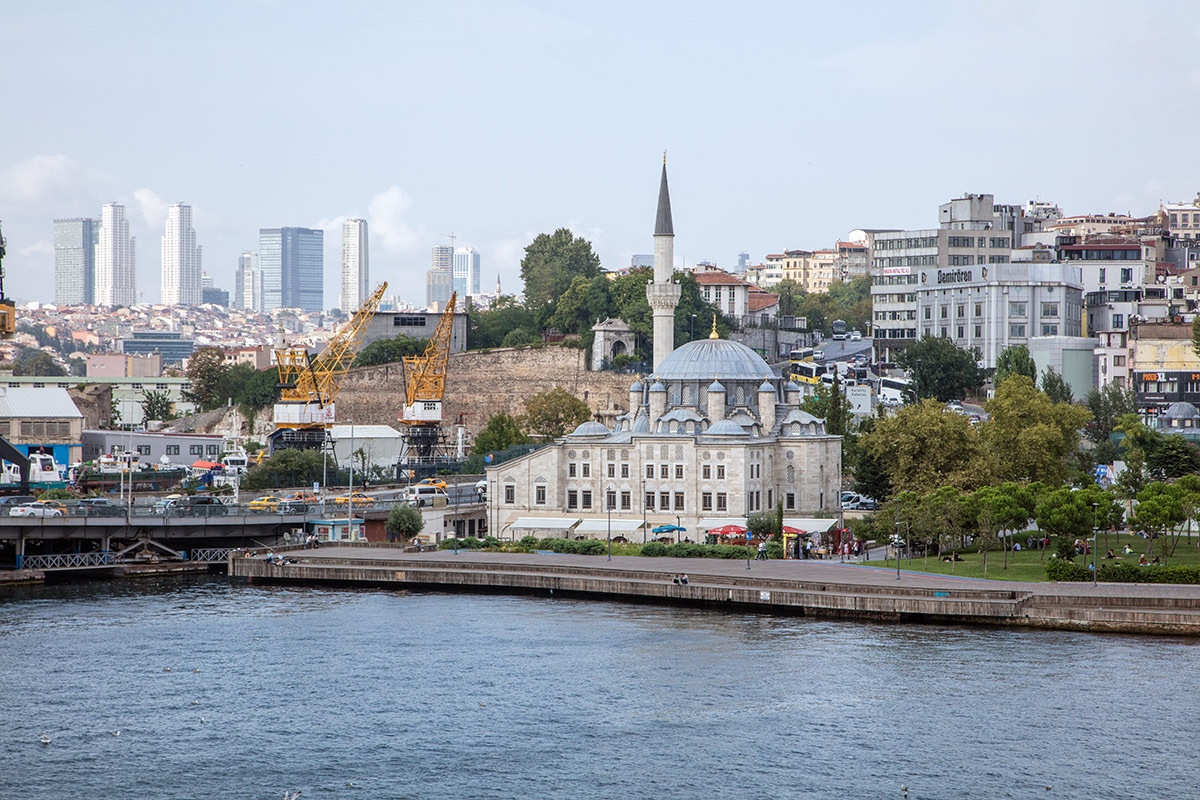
left=845, top=385, right=873, bottom=415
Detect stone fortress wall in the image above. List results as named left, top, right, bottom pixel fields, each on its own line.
left=335, top=345, right=636, bottom=433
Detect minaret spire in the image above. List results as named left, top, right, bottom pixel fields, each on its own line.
left=647, top=156, right=681, bottom=370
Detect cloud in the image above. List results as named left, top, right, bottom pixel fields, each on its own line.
left=132, top=188, right=169, bottom=229
left=0, top=154, right=108, bottom=205
left=16, top=240, right=52, bottom=258
left=367, top=186, right=426, bottom=253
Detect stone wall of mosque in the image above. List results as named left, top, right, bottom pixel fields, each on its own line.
left=334, top=345, right=635, bottom=434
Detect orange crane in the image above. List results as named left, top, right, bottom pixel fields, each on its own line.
left=270, top=282, right=388, bottom=452
left=398, top=292, right=457, bottom=468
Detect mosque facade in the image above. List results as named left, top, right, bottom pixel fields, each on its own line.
left=484, top=161, right=842, bottom=540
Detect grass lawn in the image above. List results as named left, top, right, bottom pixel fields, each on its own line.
left=867, top=531, right=1200, bottom=583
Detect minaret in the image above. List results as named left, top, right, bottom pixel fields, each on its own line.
left=646, top=155, right=681, bottom=370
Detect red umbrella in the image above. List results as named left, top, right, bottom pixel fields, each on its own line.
left=782, top=526, right=806, bottom=535
left=709, top=524, right=748, bottom=536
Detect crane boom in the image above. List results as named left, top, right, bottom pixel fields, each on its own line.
left=399, top=292, right=457, bottom=425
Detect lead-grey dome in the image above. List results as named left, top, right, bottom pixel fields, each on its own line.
left=655, top=338, right=773, bottom=382
left=568, top=421, right=611, bottom=437
left=1163, top=402, right=1200, bottom=420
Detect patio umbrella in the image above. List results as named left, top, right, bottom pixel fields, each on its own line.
left=652, top=524, right=686, bottom=534
left=709, top=524, right=748, bottom=536
left=782, top=526, right=807, bottom=535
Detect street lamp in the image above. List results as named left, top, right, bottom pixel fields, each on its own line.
left=642, top=477, right=648, bottom=544
left=1092, top=500, right=1099, bottom=587
left=607, top=491, right=613, bottom=562
left=690, top=314, right=697, bottom=342
left=895, top=516, right=901, bottom=580
left=745, top=502, right=752, bottom=570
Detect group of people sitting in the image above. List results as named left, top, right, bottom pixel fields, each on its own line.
left=1103, top=547, right=1162, bottom=566
left=671, top=574, right=689, bottom=585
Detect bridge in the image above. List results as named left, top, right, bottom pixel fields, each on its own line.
left=0, top=497, right=487, bottom=571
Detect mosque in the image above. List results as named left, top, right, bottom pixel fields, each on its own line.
left=484, top=160, right=842, bottom=541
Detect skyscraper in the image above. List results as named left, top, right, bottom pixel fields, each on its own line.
left=259, top=227, right=323, bottom=312
left=340, top=219, right=369, bottom=313
left=53, top=218, right=98, bottom=305
left=453, top=246, right=481, bottom=296
left=95, top=203, right=137, bottom=307
left=237, top=251, right=263, bottom=312
left=426, top=244, right=454, bottom=308
left=161, top=203, right=202, bottom=306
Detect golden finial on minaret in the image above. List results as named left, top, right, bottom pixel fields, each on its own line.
left=709, top=314, right=719, bottom=339
left=663, top=150, right=667, bottom=165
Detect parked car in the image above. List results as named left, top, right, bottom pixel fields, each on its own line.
left=277, top=498, right=312, bottom=513
left=10, top=501, right=65, bottom=518
left=151, top=495, right=185, bottom=515
left=76, top=498, right=126, bottom=517
left=333, top=491, right=375, bottom=508
left=248, top=495, right=282, bottom=512
left=0, top=495, right=38, bottom=515
left=283, top=491, right=320, bottom=505
left=403, top=485, right=448, bottom=507
left=176, top=496, right=229, bottom=516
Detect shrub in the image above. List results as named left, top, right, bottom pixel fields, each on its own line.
left=1097, top=563, right=1200, bottom=584
left=640, top=542, right=668, bottom=557
left=765, top=542, right=784, bottom=559
left=460, top=537, right=483, bottom=549
left=518, top=536, right=539, bottom=551
left=1046, top=559, right=1091, bottom=582
left=438, top=538, right=460, bottom=550
left=481, top=536, right=501, bottom=549
left=577, top=540, right=607, bottom=555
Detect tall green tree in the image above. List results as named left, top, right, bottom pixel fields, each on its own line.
left=139, top=389, right=174, bottom=424
left=14, top=349, right=66, bottom=377
left=826, top=366, right=846, bottom=436
left=1034, top=487, right=1092, bottom=555
left=185, top=346, right=229, bottom=409
left=1084, top=382, right=1138, bottom=444
left=895, top=334, right=983, bottom=402
left=523, top=387, right=592, bottom=439
left=519, top=229, right=602, bottom=309
left=863, top=399, right=992, bottom=496
left=1040, top=367, right=1074, bottom=404
left=385, top=504, right=424, bottom=543
left=980, top=375, right=1092, bottom=486
left=353, top=334, right=427, bottom=367
left=994, top=345, right=1037, bottom=390
left=467, top=296, right=539, bottom=349
left=473, top=412, right=532, bottom=454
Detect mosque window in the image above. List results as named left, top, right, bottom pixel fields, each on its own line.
left=674, top=492, right=685, bottom=511
left=606, top=489, right=616, bottom=510
left=716, top=493, right=727, bottom=511
left=581, top=490, right=592, bottom=509
left=569, top=463, right=577, bottom=478
left=621, top=491, right=631, bottom=510
left=785, top=492, right=795, bottom=511
left=645, top=491, right=655, bottom=510
left=646, top=464, right=654, bottom=478
left=567, top=491, right=578, bottom=509
left=703, top=464, right=711, bottom=479
left=535, top=486, right=546, bottom=505
left=660, top=464, right=669, bottom=479
left=607, top=464, right=616, bottom=478
left=702, top=492, right=713, bottom=511
left=621, top=464, right=630, bottom=478
left=582, top=463, right=591, bottom=477
left=786, top=465, right=795, bottom=484
left=675, top=464, right=684, bottom=479
left=504, top=485, right=515, bottom=504
left=717, top=465, right=726, bottom=480
left=660, top=491, right=670, bottom=509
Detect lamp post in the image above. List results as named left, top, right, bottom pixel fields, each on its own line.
left=675, top=514, right=681, bottom=544
left=895, top=517, right=901, bottom=580
left=642, top=477, right=648, bottom=544
left=745, top=502, right=752, bottom=570
left=607, top=491, right=613, bottom=561
left=690, top=314, right=697, bottom=342
left=1092, top=500, right=1099, bottom=587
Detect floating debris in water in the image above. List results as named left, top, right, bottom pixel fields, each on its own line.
left=38, top=735, right=51, bottom=745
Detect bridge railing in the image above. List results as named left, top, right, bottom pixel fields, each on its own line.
left=186, top=547, right=239, bottom=563
left=21, top=551, right=113, bottom=570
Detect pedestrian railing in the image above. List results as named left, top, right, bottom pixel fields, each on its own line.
left=22, top=551, right=113, bottom=570
left=186, top=547, right=239, bottom=563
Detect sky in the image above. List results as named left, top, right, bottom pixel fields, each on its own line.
left=2, top=1, right=1199, bottom=309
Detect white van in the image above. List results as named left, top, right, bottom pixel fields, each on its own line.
left=404, top=485, right=449, bottom=508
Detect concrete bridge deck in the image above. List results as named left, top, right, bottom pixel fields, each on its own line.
left=229, top=545, right=1200, bottom=636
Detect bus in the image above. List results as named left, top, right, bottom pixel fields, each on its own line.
left=788, top=348, right=815, bottom=383
left=792, top=361, right=827, bottom=387
left=831, top=319, right=847, bottom=340
left=879, top=376, right=911, bottom=405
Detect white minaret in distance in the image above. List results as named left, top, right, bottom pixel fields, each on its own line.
left=96, top=202, right=137, bottom=307
left=646, top=156, right=680, bottom=370
left=161, top=203, right=201, bottom=306
left=340, top=218, right=369, bottom=313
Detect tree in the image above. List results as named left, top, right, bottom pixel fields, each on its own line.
left=140, top=389, right=174, bottom=424
left=895, top=334, right=983, bottom=402
left=747, top=511, right=775, bottom=540
left=519, top=228, right=603, bottom=309
left=994, top=345, right=1036, bottom=390
left=1192, top=314, right=1200, bottom=360
left=385, top=504, right=424, bottom=543
left=853, top=444, right=893, bottom=503
left=185, top=346, right=229, bottom=409
left=242, top=449, right=332, bottom=491
left=468, top=296, right=539, bottom=350
left=1034, top=487, right=1092, bottom=555
left=1040, top=367, right=1074, bottom=405
left=473, top=412, right=532, bottom=455
left=826, top=366, right=846, bottom=437
left=1084, top=382, right=1138, bottom=444
left=14, top=349, right=66, bottom=377
left=523, top=387, right=592, bottom=439
left=501, top=328, right=540, bottom=348
left=353, top=334, right=427, bottom=367
left=980, top=375, right=1092, bottom=486
left=862, top=399, right=992, bottom=496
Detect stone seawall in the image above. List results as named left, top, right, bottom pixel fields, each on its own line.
left=335, top=346, right=636, bottom=433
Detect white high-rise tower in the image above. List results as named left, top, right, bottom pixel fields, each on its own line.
left=161, top=203, right=202, bottom=306
left=340, top=219, right=369, bottom=313
left=646, top=157, right=679, bottom=370
left=96, top=202, right=137, bottom=307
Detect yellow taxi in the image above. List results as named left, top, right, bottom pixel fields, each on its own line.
left=416, top=478, right=447, bottom=491
left=248, top=495, right=282, bottom=512
left=333, top=491, right=375, bottom=508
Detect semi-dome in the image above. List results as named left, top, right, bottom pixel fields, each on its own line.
left=568, top=421, right=611, bottom=437
left=655, top=338, right=773, bottom=382
left=704, top=419, right=748, bottom=436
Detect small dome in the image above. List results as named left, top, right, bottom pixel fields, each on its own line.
left=649, top=380, right=667, bottom=394
left=1163, top=401, right=1200, bottom=420
left=705, top=419, right=747, bottom=436
left=631, top=415, right=651, bottom=433
left=628, top=379, right=644, bottom=393
left=758, top=379, right=774, bottom=393
left=779, top=408, right=822, bottom=426
left=568, top=421, right=611, bottom=437
left=785, top=380, right=800, bottom=392
left=708, top=379, right=725, bottom=392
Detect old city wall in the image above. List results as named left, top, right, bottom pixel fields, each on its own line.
left=335, top=345, right=638, bottom=433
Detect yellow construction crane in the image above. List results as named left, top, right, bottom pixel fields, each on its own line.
left=270, top=281, right=388, bottom=451
left=0, top=223, right=15, bottom=338
left=399, top=291, right=457, bottom=428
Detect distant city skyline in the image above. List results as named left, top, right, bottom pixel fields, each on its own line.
left=160, top=203, right=201, bottom=306
left=2, top=3, right=1198, bottom=308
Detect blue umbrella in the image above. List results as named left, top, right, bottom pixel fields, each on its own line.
left=651, top=524, right=686, bottom=534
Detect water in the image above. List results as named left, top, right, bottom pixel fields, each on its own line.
left=2, top=576, right=1198, bottom=800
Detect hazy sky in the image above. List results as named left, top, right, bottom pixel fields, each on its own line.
left=2, top=1, right=1198, bottom=308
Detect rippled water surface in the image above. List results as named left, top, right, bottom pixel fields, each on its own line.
left=2, top=575, right=1198, bottom=799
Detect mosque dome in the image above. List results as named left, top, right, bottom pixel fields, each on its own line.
left=567, top=421, right=611, bottom=437
left=704, top=419, right=747, bottom=436
left=655, top=338, right=773, bottom=382
left=1162, top=401, right=1200, bottom=421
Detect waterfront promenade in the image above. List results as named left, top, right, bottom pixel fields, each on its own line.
left=230, top=545, right=1200, bottom=635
